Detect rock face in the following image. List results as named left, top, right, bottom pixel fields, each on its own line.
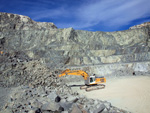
left=130, top=22, right=150, bottom=29
left=0, top=12, right=57, bottom=31
left=1, top=12, right=150, bottom=69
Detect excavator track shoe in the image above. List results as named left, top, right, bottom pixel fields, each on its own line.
left=80, top=85, right=88, bottom=90
left=86, top=84, right=105, bottom=92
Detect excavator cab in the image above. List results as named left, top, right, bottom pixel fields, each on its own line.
left=85, top=76, right=106, bottom=85
left=85, top=76, right=96, bottom=85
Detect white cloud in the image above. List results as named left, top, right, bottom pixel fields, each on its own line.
left=19, top=0, right=150, bottom=30
left=73, top=0, right=150, bottom=29
left=30, top=8, right=67, bottom=20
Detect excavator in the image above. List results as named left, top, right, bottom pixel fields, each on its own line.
left=58, top=69, right=106, bottom=91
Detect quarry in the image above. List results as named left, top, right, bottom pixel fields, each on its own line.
left=0, top=12, right=150, bottom=113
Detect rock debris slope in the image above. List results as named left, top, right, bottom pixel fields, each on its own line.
left=0, top=12, right=150, bottom=113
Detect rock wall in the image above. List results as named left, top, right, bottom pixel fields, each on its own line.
left=130, top=22, right=150, bottom=29
left=0, top=12, right=150, bottom=72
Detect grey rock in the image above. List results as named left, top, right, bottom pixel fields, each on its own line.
left=94, top=104, right=105, bottom=113
left=28, top=108, right=42, bottom=113
left=28, top=110, right=35, bottom=113
left=42, top=102, right=60, bottom=111
left=59, top=102, right=73, bottom=111
left=62, top=111, right=69, bottom=113
left=103, top=101, right=111, bottom=111
left=67, top=95, right=78, bottom=102
left=94, top=100, right=99, bottom=105
left=58, top=106, right=64, bottom=112
left=47, top=91, right=57, bottom=102
left=55, top=96, right=61, bottom=103
left=70, top=104, right=82, bottom=113
left=31, top=100, right=42, bottom=108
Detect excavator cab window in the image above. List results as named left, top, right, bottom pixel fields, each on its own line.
left=90, top=78, right=93, bottom=83
left=90, top=76, right=95, bottom=83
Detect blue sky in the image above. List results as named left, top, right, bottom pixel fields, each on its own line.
left=1, top=0, right=150, bottom=31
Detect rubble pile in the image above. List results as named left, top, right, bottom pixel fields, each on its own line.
left=1, top=85, right=128, bottom=113
left=0, top=52, right=129, bottom=113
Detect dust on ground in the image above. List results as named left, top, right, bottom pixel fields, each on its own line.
left=71, top=76, right=150, bottom=113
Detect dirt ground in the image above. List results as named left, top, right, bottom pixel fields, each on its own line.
left=71, top=76, right=150, bottom=113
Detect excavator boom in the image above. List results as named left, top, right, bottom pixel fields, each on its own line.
left=59, top=69, right=89, bottom=80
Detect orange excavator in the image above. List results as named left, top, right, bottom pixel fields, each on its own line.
left=58, top=69, right=106, bottom=91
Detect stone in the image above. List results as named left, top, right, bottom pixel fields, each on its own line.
left=59, top=106, right=64, bottom=112
left=93, top=104, right=105, bottom=113
left=28, top=108, right=42, bottom=113
left=59, top=102, right=73, bottom=111
left=67, top=96, right=78, bottom=102
left=47, top=91, right=57, bottom=102
left=62, top=111, right=69, bottom=113
left=94, top=100, right=99, bottom=105
left=71, top=104, right=82, bottom=113
left=28, top=110, right=35, bottom=113
left=55, top=96, right=61, bottom=103
left=103, top=102, right=111, bottom=111
left=42, top=102, right=60, bottom=111
left=31, top=100, right=42, bottom=108
left=35, top=108, right=42, bottom=113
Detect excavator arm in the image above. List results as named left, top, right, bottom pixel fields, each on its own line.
left=58, top=69, right=89, bottom=80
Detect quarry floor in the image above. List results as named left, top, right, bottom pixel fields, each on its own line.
left=71, top=75, right=150, bottom=113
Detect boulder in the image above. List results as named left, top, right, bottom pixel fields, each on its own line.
left=67, top=95, right=78, bottom=102
left=59, top=102, right=73, bottom=111
left=41, top=102, right=60, bottom=111
left=55, top=96, right=61, bottom=103
left=47, top=91, right=57, bottom=102
left=93, top=104, right=105, bottom=113
left=103, top=101, right=111, bottom=111
left=71, top=104, right=82, bottom=113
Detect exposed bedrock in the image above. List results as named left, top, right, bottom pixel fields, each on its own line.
left=1, top=13, right=150, bottom=69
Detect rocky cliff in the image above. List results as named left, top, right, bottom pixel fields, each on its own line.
left=1, top=12, right=150, bottom=69
left=130, top=22, right=150, bottom=29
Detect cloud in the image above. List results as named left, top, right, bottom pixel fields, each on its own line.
left=5, top=0, right=149, bottom=30
left=16, top=0, right=70, bottom=20
left=73, top=0, right=150, bottom=29
left=29, top=8, right=68, bottom=20
left=40, top=0, right=150, bottom=30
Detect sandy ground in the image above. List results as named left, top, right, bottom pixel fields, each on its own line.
left=71, top=76, right=150, bottom=113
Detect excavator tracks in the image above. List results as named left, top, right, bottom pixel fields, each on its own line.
left=80, top=84, right=105, bottom=92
